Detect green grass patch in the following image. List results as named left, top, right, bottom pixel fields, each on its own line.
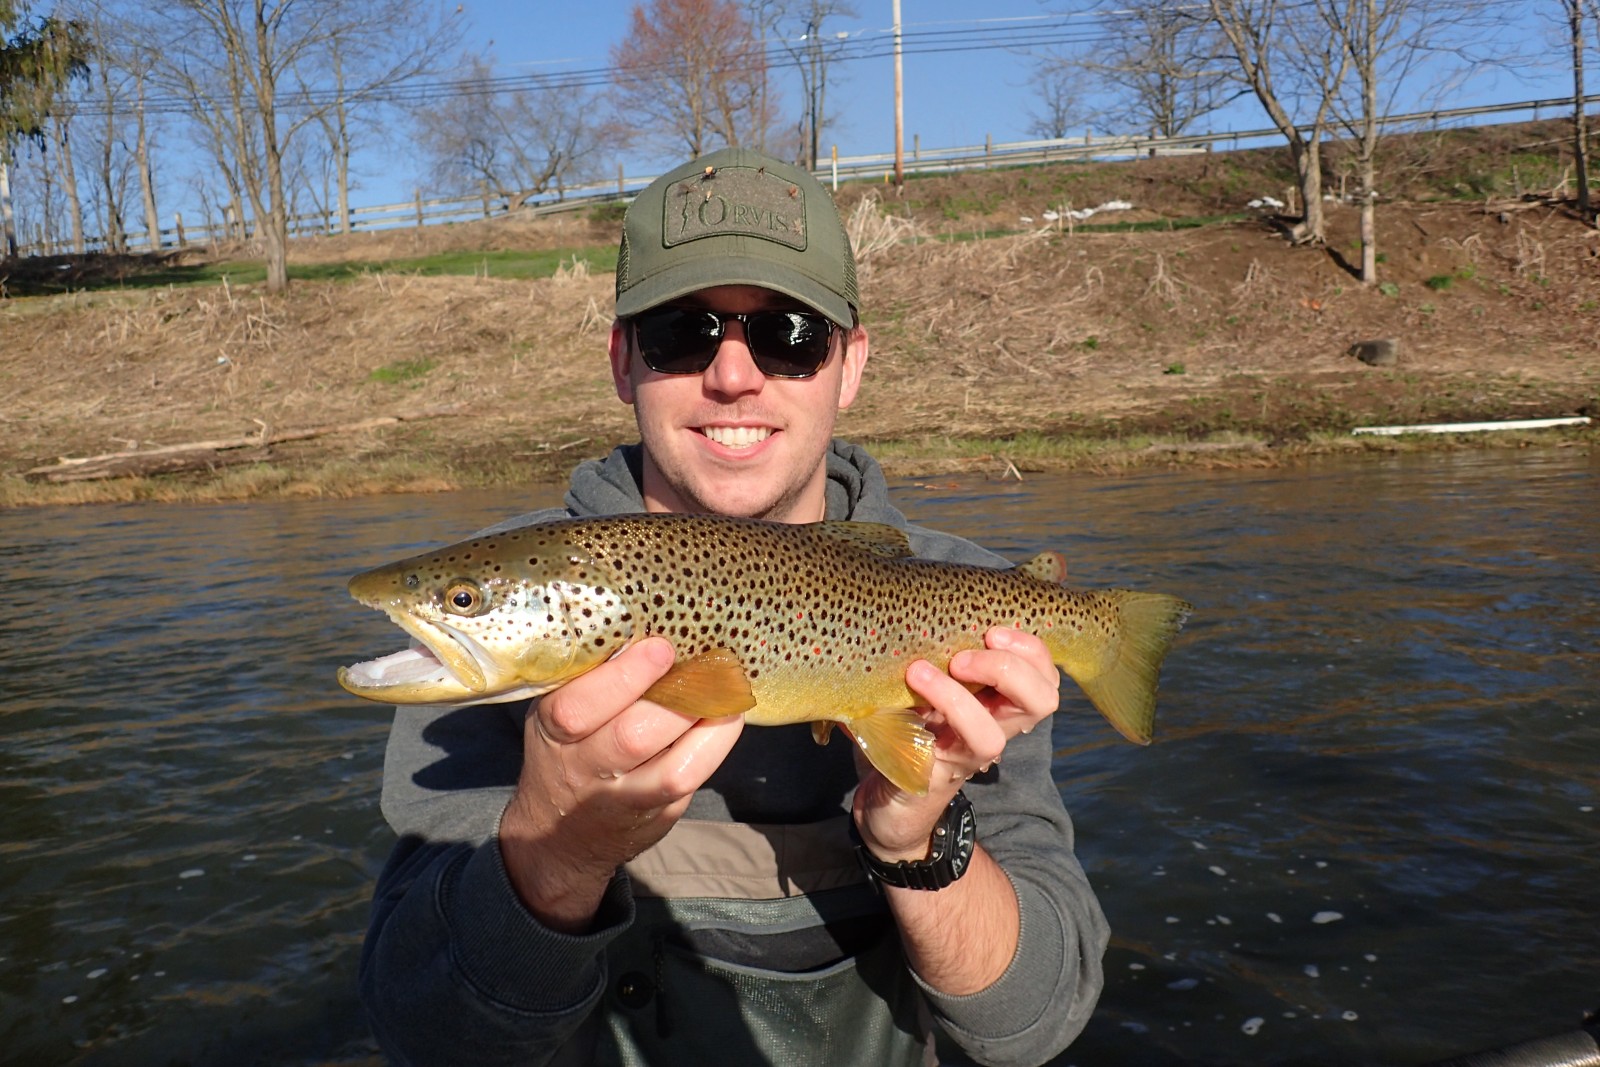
left=367, top=358, right=436, bottom=384
left=17, top=245, right=618, bottom=296
left=1074, top=213, right=1249, bottom=234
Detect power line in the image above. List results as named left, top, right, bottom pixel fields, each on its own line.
left=59, top=13, right=1138, bottom=117
left=56, top=0, right=1549, bottom=120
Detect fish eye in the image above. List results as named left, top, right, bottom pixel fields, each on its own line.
left=443, top=581, right=486, bottom=615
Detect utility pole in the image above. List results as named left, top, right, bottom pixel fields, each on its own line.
left=892, top=0, right=904, bottom=188
left=807, top=15, right=821, bottom=169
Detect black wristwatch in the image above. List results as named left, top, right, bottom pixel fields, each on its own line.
left=850, top=791, right=977, bottom=891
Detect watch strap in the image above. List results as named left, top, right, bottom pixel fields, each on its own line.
left=850, top=791, right=977, bottom=891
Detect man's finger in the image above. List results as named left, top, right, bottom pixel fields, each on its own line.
left=536, top=637, right=676, bottom=744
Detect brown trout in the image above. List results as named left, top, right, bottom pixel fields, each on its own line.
left=338, top=513, right=1191, bottom=794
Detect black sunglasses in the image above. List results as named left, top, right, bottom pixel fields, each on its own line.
left=631, top=306, right=838, bottom=379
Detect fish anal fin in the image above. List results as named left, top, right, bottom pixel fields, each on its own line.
left=811, top=721, right=835, bottom=746
left=1016, top=550, right=1069, bottom=585
left=840, top=708, right=936, bottom=796
left=811, top=521, right=914, bottom=559
left=641, top=647, right=755, bottom=718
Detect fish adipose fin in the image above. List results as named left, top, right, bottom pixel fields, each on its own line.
left=641, top=647, right=757, bottom=718
left=1067, top=592, right=1192, bottom=745
left=811, top=521, right=914, bottom=559
left=840, top=709, right=937, bottom=796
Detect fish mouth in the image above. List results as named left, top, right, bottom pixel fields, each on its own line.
left=338, top=609, right=491, bottom=703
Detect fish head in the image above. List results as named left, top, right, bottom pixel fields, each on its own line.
left=338, top=528, right=633, bottom=706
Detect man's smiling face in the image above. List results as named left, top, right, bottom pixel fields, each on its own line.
left=609, top=284, right=868, bottom=524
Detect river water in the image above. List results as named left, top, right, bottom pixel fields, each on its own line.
left=1, top=448, right=1594, bottom=1066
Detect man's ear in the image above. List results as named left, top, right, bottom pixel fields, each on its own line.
left=836, top=323, right=869, bottom=411
left=608, top=319, right=635, bottom=405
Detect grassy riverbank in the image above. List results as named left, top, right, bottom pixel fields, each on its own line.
left=3, top=119, right=1596, bottom=508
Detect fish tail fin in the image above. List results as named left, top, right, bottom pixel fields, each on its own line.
left=840, top=710, right=937, bottom=796
left=1052, top=591, right=1191, bottom=745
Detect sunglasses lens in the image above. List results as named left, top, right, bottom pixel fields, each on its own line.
left=746, top=313, right=834, bottom=378
left=634, top=309, right=720, bottom=374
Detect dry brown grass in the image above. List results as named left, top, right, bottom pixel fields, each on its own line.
left=3, top=144, right=1597, bottom=507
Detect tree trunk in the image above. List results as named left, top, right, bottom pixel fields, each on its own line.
left=336, top=103, right=351, bottom=234
left=50, top=115, right=85, bottom=254
left=137, top=104, right=161, bottom=252
left=90, top=50, right=127, bottom=254
left=1287, top=137, right=1327, bottom=245
left=1360, top=194, right=1376, bottom=282
left=1358, top=0, right=1379, bottom=282
left=252, top=0, right=289, bottom=292
left=0, top=159, right=17, bottom=259
left=1573, top=0, right=1592, bottom=221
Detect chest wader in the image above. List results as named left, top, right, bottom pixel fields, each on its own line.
left=556, top=817, right=934, bottom=1067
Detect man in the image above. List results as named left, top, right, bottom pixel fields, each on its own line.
left=358, top=146, right=1109, bottom=1066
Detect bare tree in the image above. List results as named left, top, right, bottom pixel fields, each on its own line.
left=1024, top=49, right=1089, bottom=141
left=87, top=26, right=128, bottom=252
left=612, top=0, right=774, bottom=158
left=1086, top=0, right=1235, bottom=139
left=129, top=1, right=456, bottom=292
left=1320, top=0, right=1510, bottom=281
left=1208, top=0, right=1354, bottom=245
left=414, top=53, right=604, bottom=207
left=47, top=111, right=83, bottom=251
left=750, top=0, right=856, bottom=168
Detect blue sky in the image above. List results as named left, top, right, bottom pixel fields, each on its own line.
left=430, top=0, right=1583, bottom=184
left=451, top=2, right=1085, bottom=164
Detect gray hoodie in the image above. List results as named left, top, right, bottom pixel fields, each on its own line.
left=357, top=441, right=1108, bottom=1066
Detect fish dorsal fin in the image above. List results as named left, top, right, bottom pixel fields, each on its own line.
left=810, top=521, right=914, bottom=559
left=641, top=647, right=756, bottom=718
left=1015, top=550, right=1069, bottom=585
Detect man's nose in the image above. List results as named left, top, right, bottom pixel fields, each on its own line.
left=701, top=319, right=765, bottom=396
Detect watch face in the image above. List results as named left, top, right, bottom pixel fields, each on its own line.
left=948, top=805, right=977, bottom=880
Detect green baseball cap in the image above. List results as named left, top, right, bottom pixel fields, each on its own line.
left=615, top=146, right=859, bottom=328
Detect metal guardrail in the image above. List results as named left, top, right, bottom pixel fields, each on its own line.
left=16, top=91, right=1600, bottom=257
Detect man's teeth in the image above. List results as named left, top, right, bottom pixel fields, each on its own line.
left=703, top=426, right=772, bottom=449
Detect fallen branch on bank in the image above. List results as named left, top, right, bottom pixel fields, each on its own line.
left=23, top=405, right=463, bottom=483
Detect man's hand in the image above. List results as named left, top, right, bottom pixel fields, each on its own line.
left=499, top=637, right=745, bottom=933
left=852, top=627, right=1061, bottom=859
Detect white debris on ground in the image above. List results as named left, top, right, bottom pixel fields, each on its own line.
left=1023, top=200, right=1136, bottom=224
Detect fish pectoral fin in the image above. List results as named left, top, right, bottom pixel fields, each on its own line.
left=1015, top=550, right=1069, bottom=584
left=641, top=646, right=756, bottom=718
left=841, top=709, right=936, bottom=796
left=811, top=521, right=914, bottom=559
left=811, top=721, right=835, bottom=746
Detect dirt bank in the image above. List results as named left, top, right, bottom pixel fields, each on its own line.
left=2, top=126, right=1596, bottom=506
